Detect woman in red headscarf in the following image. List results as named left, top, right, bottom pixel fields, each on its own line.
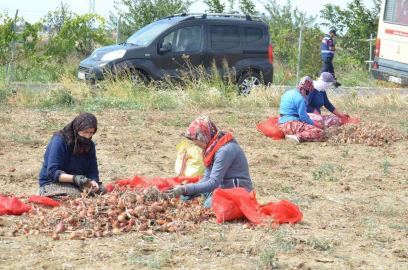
left=166, top=116, right=253, bottom=198
left=37, top=113, right=107, bottom=199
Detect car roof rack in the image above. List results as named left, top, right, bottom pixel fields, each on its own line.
left=160, top=13, right=264, bottom=21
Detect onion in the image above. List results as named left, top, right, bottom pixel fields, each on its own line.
left=135, top=206, right=145, bottom=215
left=153, top=205, right=164, bottom=213
left=118, top=213, right=127, bottom=223
left=55, top=222, right=66, bottom=233
left=162, top=201, right=169, bottom=209
left=168, top=226, right=176, bottom=233
left=113, top=220, right=120, bottom=229
left=102, top=231, right=112, bottom=237
left=139, top=224, right=148, bottom=231
left=95, top=231, right=103, bottom=238
left=157, top=220, right=166, bottom=225
left=112, top=228, right=121, bottom=235
left=107, top=211, right=117, bottom=218
left=119, top=200, right=125, bottom=210
left=139, top=216, right=147, bottom=223
left=69, top=232, right=79, bottom=240
left=67, top=216, right=77, bottom=225
left=128, top=219, right=136, bottom=226
left=52, top=233, right=60, bottom=240
left=136, top=195, right=144, bottom=204
left=79, top=210, right=87, bottom=219
left=148, top=213, right=156, bottom=220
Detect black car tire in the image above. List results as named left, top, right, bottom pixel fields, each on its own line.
left=238, top=72, right=262, bottom=96
left=130, top=69, right=149, bottom=87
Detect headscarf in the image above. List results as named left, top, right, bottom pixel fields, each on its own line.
left=54, top=113, right=98, bottom=156
left=185, top=116, right=234, bottom=166
left=313, top=80, right=332, bottom=92
left=296, top=76, right=314, bottom=101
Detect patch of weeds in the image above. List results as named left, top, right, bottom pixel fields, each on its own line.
left=381, top=158, right=389, bottom=174
left=140, top=235, right=155, bottom=242
left=343, top=146, right=350, bottom=157
left=388, top=223, right=408, bottom=232
left=127, top=246, right=171, bottom=269
left=282, top=197, right=314, bottom=206
left=305, top=235, right=331, bottom=251
left=274, top=229, right=297, bottom=252
left=274, top=184, right=295, bottom=194
left=259, top=248, right=278, bottom=268
left=297, top=154, right=308, bottom=159
left=0, top=134, right=43, bottom=145
left=162, top=114, right=192, bottom=127
left=311, top=164, right=343, bottom=182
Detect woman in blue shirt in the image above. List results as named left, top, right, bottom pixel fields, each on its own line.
left=278, top=77, right=324, bottom=143
left=166, top=116, right=253, bottom=198
left=37, top=113, right=107, bottom=199
left=307, top=72, right=350, bottom=127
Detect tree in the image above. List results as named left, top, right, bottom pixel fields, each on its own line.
left=45, top=2, right=73, bottom=34
left=45, top=13, right=106, bottom=60
left=320, top=0, right=381, bottom=64
left=108, top=0, right=193, bottom=43
left=262, top=0, right=322, bottom=76
left=204, top=0, right=225, bottom=13
left=0, top=12, right=42, bottom=65
left=239, top=0, right=257, bottom=15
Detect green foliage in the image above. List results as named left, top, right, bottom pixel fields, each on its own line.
left=45, top=2, right=73, bottom=34
left=45, top=13, right=106, bottom=60
left=262, top=0, right=322, bottom=77
left=381, top=158, right=389, bottom=174
left=320, top=0, right=381, bottom=65
left=204, top=0, right=225, bottom=13
left=0, top=13, right=42, bottom=65
left=259, top=248, right=277, bottom=267
left=239, top=0, right=257, bottom=15
left=109, top=0, right=193, bottom=43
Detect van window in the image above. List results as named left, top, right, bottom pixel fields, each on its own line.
left=161, top=26, right=202, bottom=52
left=244, top=27, right=263, bottom=43
left=210, top=25, right=240, bottom=50
left=126, top=20, right=178, bottom=46
left=384, top=0, right=408, bottom=25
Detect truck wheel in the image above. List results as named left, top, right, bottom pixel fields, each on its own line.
left=130, top=70, right=149, bottom=87
left=238, top=72, right=262, bottom=96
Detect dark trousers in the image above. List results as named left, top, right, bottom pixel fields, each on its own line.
left=321, top=57, right=335, bottom=78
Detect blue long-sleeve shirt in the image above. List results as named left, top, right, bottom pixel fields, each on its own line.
left=306, top=90, right=336, bottom=114
left=278, top=89, right=314, bottom=125
left=185, top=140, right=253, bottom=195
left=38, top=136, right=100, bottom=187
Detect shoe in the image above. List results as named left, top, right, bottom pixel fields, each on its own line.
left=285, top=135, right=300, bottom=143
left=334, top=82, right=342, bottom=88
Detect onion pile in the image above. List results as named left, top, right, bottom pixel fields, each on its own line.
left=10, top=186, right=215, bottom=240
left=325, top=123, right=407, bottom=146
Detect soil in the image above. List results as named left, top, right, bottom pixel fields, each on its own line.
left=0, top=107, right=407, bottom=270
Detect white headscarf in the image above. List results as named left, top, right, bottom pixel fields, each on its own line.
left=313, top=79, right=332, bottom=92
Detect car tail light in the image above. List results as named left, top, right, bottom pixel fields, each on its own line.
left=375, top=39, right=380, bottom=57
left=268, top=45, right=273, bottom=64
left=373, top=62, right=378, bottom=69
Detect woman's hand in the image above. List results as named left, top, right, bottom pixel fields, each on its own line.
left=313, top=109, right=320, bottom=115
left=338, top=112, right=350, bottom=119
left=87, top=181, right=100, bottom=193
left=313, top=121, right=323, bottom=129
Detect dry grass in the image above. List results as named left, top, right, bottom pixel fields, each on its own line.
left=0, top=106, right=407, bottom=269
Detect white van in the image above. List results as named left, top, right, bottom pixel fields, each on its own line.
left=372, top=0, right=408, bottom=85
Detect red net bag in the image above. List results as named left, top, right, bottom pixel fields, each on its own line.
left=256, top=117, right=285, bottom=140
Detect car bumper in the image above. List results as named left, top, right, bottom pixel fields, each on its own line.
left=77, top=58, right=112, bottom=83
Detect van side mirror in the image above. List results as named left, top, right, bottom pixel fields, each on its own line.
left=159, top=42, right=172, bottom=53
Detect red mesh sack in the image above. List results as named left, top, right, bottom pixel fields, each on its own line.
left=0, top=196, right=31, bottom=215
left=28, top=195, right=61, bottom=206
left=340, top=118, right=360, bottom=125
left=106, top=175, right=153, bottom=192
left=211, top=188, right=303, bottom=225
left=256, top=117, right=285, bottom=140
left=151, top=177, right=170, bottom=192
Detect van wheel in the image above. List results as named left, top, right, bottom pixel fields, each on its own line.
left=238, top=72, right=262, bottom=96
left=130, top=70, right=148, bottom=87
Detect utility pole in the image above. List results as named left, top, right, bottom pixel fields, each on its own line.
left=9, top=9, right=19, bottom=88
left=89, top=0, right=96, bottom=14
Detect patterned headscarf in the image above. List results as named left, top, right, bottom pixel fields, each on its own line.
left=185, top=116, right=234, bottom=163
left=297, top=76, right=314, bottom=92
left=54, top=113, right=98, bottom=156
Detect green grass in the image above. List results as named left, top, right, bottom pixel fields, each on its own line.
left=311, top=164, right=344, bottom=182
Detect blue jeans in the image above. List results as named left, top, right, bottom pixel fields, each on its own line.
left=321, top=57, right=335, bottom=78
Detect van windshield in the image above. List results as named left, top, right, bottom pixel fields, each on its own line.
left=126, top=20, right=177, bottom=46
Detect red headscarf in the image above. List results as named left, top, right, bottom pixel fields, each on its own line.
left=54, top=113, right=97, bottom=156
left=185, top=116, right=234, bottom=167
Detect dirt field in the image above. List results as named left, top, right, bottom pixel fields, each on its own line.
left=1, top=106, right=408, bottom=270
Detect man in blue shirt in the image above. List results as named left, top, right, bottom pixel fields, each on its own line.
left=321, top=30, right=341, bottom=88
left=278, top=77, right=324, bottom=143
